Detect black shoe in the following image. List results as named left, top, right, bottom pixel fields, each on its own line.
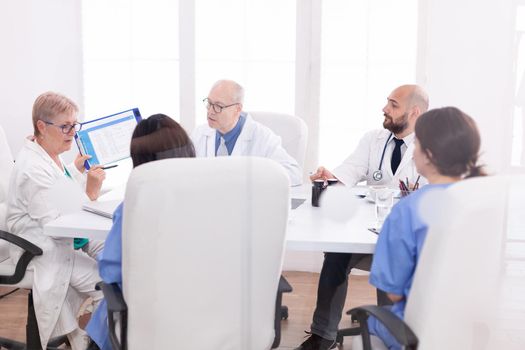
left=86, top=339, right=101, bottom=350
left=294, top=331, right=337, bottom=350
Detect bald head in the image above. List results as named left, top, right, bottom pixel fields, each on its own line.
left=210, top=79, right=245, bottom=105
left=383, top=84, right=429, bottom=138
left=395, top=84, right=429, bottom=113
left=206, top=79, right=245, bottom=134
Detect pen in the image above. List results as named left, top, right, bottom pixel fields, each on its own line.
left=101, top=164, right=118, bottom=170
left=368, top=228, right=380, bottom=235
left=414, top=175, right=421, bottom=190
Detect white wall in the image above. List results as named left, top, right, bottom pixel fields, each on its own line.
left=418, top=0, right=516, bottom=174
left=0, top=0, right=83, bottom=160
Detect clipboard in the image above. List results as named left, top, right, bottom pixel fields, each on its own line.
left=82, top=199, right=121, bottom=219
left=75, top=108, right=142, bottom=169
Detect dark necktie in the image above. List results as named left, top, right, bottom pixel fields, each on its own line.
left=391, top=138, right=404, bottom=174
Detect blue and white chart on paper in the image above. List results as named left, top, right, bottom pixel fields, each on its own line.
left=75, top=108, right=142, bottom=168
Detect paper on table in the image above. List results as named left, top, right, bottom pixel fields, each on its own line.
left=82, top=199, right=121, bottom=219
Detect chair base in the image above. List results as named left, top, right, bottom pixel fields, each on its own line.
left=336, top=326, right=361, bottom=345
left=0, top=338, right=25, bottom=350
left=281, top=305, right=289, bottom=320
left=337, top=289, right=393, bottom=345
left=272, top=275, right=293, bottom=349
left=0, top=290, right=67, bottom=350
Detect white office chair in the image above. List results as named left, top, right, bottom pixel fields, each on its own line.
left=249, top=111, right=308, bottom=324
left=0, top=125, right=66, bottom=350
left=350, top=175, right=525, bottom=349
left=103, top=157, right=290, bottom=349
left=249, top=111, right=308, bottom=170
left=0, top=125, right=13, bottom=262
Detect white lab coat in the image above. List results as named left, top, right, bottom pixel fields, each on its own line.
left=191, top=114, right=302, bottom=186
left=6, top=139, right=101, bottom=348
left=332, top=129, right=427, bottom=188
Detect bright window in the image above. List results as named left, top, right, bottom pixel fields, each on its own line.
left=512, top=4, right=525, bottom=167
left=319, top=0, right=418, bottom=168
left=82, top=0, right=180, bottom=121
left=194, top=0, right=296, bottom=126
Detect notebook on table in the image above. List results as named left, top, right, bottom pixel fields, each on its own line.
left=82, top=199, right=121, bottom=219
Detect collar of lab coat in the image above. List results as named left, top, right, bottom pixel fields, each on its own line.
left=204, top=113, right=256, bottom=156
left=372, top=129, right=416, bottom=177
left=392, top=132, right=416, bottom=176
left=24, top=139, right=67, bottom=175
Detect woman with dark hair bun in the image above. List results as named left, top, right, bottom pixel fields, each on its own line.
left=86, top=114, right=195, bottom=350
left=365, top=106, right=485, bottom=350
left=129, top=114, right=196, bottom=167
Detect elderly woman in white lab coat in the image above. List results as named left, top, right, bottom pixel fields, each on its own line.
left=6, top=92, right=106, bottom=349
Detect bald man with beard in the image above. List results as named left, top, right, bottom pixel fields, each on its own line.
left=296, top=85, right=430, bottom=350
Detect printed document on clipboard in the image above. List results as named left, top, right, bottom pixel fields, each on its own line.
left=75, top=108, right=142, bottom=169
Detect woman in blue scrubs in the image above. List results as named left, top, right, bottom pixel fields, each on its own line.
left=367, top=106, right=486, bottom=350
left=86, top=114, right=195, bottom=350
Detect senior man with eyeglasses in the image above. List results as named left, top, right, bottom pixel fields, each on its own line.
left=191, top=79, right=302, bottom=186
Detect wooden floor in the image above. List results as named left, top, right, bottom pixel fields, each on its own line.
left=279, top=271, right=376, bottom=349
left=0, top=271, right=376, bottom=349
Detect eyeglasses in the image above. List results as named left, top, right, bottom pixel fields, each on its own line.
left=203, top=98, right=239, bottom=114
left=42, top=120, right=82, bottom=134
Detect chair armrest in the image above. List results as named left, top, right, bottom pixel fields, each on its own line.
left=347, top=305, right=418, bottom=350
left=278, top=275, right=292, bottom=294
left=100, top=282, right=127, bottom=313
left=0, top=230, right=42, bottom=256
left=0, top=230, right=43, bottom=285
left=99, top=282, right=127, bottom=350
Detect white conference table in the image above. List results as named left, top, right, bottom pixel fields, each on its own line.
left=44, top=185, right=379, bottom=254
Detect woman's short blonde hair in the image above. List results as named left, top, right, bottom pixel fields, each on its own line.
left=32, top=92, right=78, bottom=136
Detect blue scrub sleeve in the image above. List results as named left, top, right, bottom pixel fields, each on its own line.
left=98, top=203, right=124, bottom=285
left=369, top=201, right=417, bottom=296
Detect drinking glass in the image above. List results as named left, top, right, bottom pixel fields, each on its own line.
left=375, top=188, right=394, bottom=229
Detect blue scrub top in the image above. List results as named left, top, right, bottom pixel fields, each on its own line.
left=367, top=183, right=450, bottom=350
left=86, top=203, right=124, bottom=350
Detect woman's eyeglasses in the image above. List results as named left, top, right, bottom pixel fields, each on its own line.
left=42, top=120, right=82, bottom=134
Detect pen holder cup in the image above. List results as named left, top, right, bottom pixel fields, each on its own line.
left=400, top=189, right=414, bottom=197
left=311, top=180, right=327, bottom=207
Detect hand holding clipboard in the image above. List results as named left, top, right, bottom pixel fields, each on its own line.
left=75, top=108, right=142, bottom=170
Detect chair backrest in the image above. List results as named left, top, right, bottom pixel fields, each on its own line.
left=0, top=125, right=14, bottom=262
left=122, top=157, right=290, bottom=349
left=0, top=125, right=13, bottom=232
left=405, top=175, right=525, bottom=349
left=249, top=111, right=308, bottom=169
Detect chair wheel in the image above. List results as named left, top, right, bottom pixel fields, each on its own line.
left=281, top=305, right=289, bottom=320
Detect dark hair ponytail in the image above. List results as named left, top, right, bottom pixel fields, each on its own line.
left=465, top=163, right=486, bottom=178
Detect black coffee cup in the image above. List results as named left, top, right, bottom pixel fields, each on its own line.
left=311, top=179, right=326, bottom=207
left=326, top=178, right=338, bottom=186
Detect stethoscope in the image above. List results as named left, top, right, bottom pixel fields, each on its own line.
left=372, top=133, right=393, bottom=182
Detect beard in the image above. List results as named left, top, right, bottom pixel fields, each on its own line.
left=383, top=112, right=409, bottom=134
